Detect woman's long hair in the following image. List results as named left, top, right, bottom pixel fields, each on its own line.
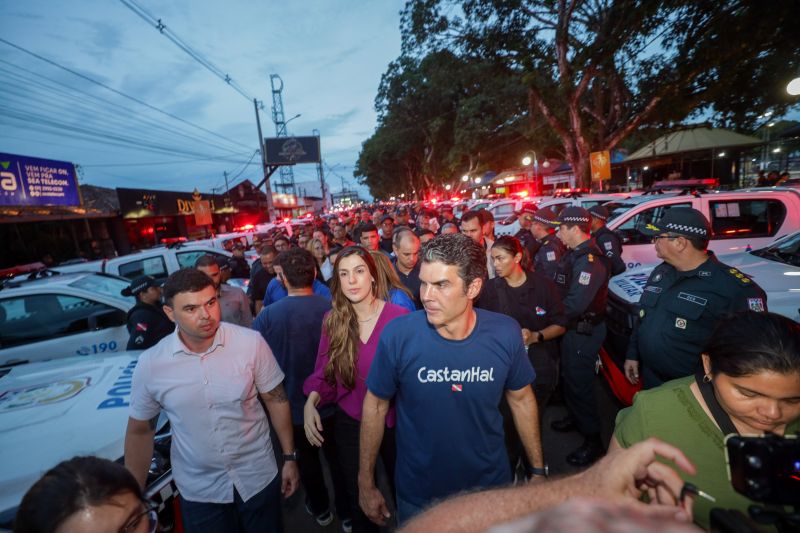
left=324, top=246, right=379, bottom=390
left=306, top=238, right=326, bottom=266
left=369, top=250, right=413, bottom=302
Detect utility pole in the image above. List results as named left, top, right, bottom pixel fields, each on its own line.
left=254, top=98, right=275, bottom=220
left=270, top=74, right=296, bottom=197
left=312, top=128, right=328, bottom=208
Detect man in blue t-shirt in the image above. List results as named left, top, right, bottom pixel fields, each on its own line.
left=261, top=269, right=331, bottom=307
left=252, top=248, right=347, bottom=526
left=359, top=233, right=545, bottom=526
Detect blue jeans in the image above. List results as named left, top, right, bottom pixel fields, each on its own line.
left=180, top=474, right=282, bottom=533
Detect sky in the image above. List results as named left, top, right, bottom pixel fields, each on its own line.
left=0, top=0, right=406, bottom=200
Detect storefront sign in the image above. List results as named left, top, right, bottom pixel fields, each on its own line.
left=0, top=153, right=81, bottom=207
left=194, top=200, right=212, bottom=225
left=591, top=150, right=611, bottom=181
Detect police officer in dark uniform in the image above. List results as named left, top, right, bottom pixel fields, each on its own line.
left=514, top=209, right=541, bottom=263
left=547, top=207, right=608, bottom=467
left=121, top=276, right=173, bottom=350
left=588, top=205, right=626, bottom=277
left=624, top=208, right=768, bottom=390
left=530, top=208, right=566, bottom=281
left=228, top=244, right=251, bottom=279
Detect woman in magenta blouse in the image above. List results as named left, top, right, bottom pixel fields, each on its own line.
left=303, top=246, right=409, bottom=533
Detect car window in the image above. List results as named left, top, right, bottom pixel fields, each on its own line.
left=616, top=202, right=692, bottom=245
left=118, top=256, right=168, bottom=280
left=543, top=201, right=569, bottom=215
left=69, top=275, right=134, bottom=303
left=710, top=199, right=787, bottom=240
left=176, top=250, right=228, bottom=269
left=492, top=204, right=515, bottom=217
left=0, top=294, right=125, bottom=349
left=605, top=201, right=637, bottom=222
left=752, top=231, right=800, bottom=267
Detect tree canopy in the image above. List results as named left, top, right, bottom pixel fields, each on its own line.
left=356, top=0, right=800, bottom=196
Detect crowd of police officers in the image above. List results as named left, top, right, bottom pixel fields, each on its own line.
left=122, top=200, right=768, bottom=469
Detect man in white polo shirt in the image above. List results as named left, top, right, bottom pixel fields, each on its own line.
left=124, top=268, right=299, bottom=533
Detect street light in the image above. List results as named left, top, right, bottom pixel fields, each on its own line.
left=474, top=176, right=482, bottom=184
left=522, top=152, right=540, bottom=182
left=461, top=174, right=469, bottom=182
left=278, top=113, right=301, bottom=135
left=445, top=184, right=451, bottom=190
left=788, top=77, right=800, bottom=96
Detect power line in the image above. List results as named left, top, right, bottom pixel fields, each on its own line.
left=0, top=37, right=253, bottom=151
left=118, top=0, right=255, bottom=103
left=0, top=61, right=248, bottom=155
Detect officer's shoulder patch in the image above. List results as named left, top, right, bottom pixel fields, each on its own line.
left=723, top=266, right=752, bottom=286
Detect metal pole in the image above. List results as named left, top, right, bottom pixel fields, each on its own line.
left=254, top=98, right=275, bottom=221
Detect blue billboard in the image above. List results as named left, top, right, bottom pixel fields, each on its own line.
left=0, top=153, right=81, bottom=207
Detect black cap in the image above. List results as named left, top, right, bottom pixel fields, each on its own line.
left=532, top=208, right=558, bottom=226
left=639, top=207, right=711, bottom=238
left=555, top=206, right=592, bottom=229
left=588, top=205, right=609, bottom=221
left=121, top=275, right=162, bottom=297
left=381, top=214, right=395, bottom=223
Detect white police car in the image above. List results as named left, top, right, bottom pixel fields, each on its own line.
left=52, top=243, right=235, bottom=281
left=0, top=272, right=134, bottom=367
left=605, top=230, right=800, bottom=360
left=0, top=352, right=175, bottom=530
left=606, top=187, right=800, bottom=270
left=495, top=193, right=625, bottom=237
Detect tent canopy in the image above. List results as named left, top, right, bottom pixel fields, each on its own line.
left=625, top=127, right=761, bottom=163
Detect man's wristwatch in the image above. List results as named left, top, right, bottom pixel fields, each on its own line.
left=536, top=331, right=545, bottom=343
left=283, top=452, right=298, bottom=461
left=527, top=464, right=549, bottom=478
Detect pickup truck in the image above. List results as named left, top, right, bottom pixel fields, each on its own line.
left=52, top=243, right=235, bottom=281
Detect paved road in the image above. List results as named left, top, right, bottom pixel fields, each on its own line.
left=280, top=382, right=625, bottom=533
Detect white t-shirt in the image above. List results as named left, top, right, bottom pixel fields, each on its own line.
left=129, top=322, right=284, bottom=503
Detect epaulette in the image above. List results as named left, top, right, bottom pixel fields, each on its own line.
left=725, top=267, right=752, bottom=285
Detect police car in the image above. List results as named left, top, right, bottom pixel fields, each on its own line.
left=605, top=230, right=800, bottom=360
left=0, top=352, right=175, bottom=530
left=0, top=272, right=134, bottom=366
left=605, top=187, right=800, bottom=270
left=52, top=243, right=236, bottom=281
left=495, top=193, right=624, bottom=236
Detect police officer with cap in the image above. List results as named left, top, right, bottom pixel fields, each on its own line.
left=624, top=207, right=768, bottom=390
left=530, top=208, right=566, bottom=281
left=588, top=205, right=626, bottom=277
left=514, top=209, right=541, bottom=264
left=548, top=207, right=608, bottom=466
left=121, top=275, right=173, bottom=350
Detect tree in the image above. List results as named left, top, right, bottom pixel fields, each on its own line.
left=400, top=0, right=800, bottom=187
left=355, top=50, right=545, bottom=198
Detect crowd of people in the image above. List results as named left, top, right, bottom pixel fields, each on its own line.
left=15, top=201, right=800, bottom=533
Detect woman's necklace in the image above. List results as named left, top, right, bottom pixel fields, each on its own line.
left=358, top=300, right=379, bottom=322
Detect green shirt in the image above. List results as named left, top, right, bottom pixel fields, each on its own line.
left=615, top=376, right=799, bottom=530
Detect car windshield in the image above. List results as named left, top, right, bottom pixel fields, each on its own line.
left=69, top=275, right=135, bottom=303
left=604, top=201, right=638, bottom=223
left=751, top=231, right=800, bottom=267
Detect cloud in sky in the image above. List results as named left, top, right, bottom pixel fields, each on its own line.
left=0, top=0, right=404, bottom=199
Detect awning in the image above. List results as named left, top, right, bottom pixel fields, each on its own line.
left=625, top=127, right=762, bottom=163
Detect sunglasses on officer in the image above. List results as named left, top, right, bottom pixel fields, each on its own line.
left=651, top=233, right=681, bottom=244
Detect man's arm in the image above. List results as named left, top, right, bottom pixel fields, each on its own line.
left=505, top=386, right=544, bottom=471
left=260, top=383, right=300, bottom=497
left=358, top=390, right=391, bottom=525
left=239, top=288, right=253, bottom=325
left=124, top=416, right=158, bottom=489
left=401, top=438, right=696, bottom=533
